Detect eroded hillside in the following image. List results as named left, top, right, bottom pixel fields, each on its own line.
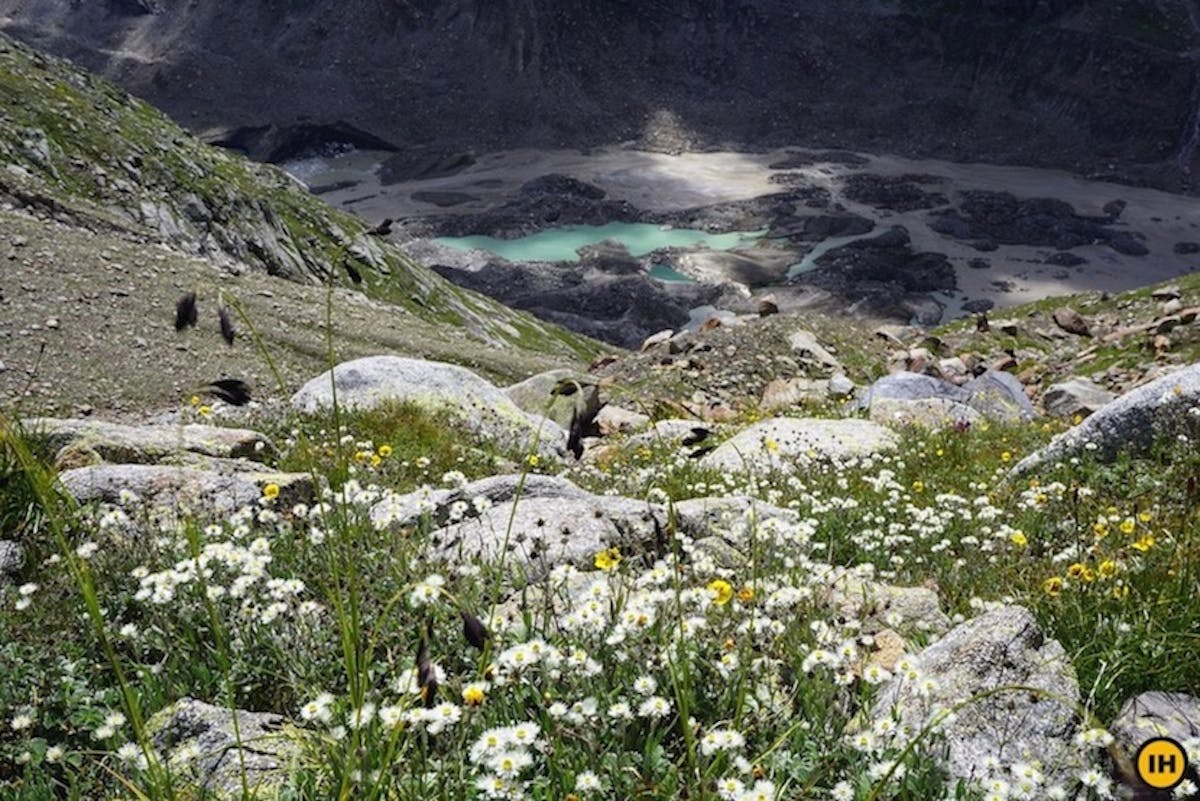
left=0, top=1, right=1196, bottom=190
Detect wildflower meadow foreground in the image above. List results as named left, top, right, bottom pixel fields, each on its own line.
left=3, top=361, right=1200, bottom=801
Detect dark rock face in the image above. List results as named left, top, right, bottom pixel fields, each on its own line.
left=842, top=174, right=949, bottom=212
left=786, top=226, right=956, bottom=323
left=210, top=121, right=399, bottom=163
left=767, top=213, right=874, bottom=240
left=929, top=191, right=1149, bottom=254
left=431, top=261, right=725, bottom=349
left=807, top=226, right=957, bottom=293
left=0, top=1, right=1195, bottom=188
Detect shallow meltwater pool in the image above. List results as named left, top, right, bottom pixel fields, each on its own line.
left=434, top=222, right=765, bottom=264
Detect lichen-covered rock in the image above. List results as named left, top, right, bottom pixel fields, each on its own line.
left=594, top=404, right=650, bottom=435
left=1013, top=363, right=1200, bottom=475
left=699, top=417, right=898, bottom=474
left=24, top=417, right=275, bottom=470
left=1042, top=378, right=1116, bottom=419
left=146, top=698, right=299, bottom=799
left=0, top=540, right=24, bottom=585
left=370, top=474, right=590, bottom=532
left=963, top=369, right=1037, bottom=422
left=628, top=419, right=712, bottom=450
left=58, top=464, right=310, bottom=515
left=291, top=356, right=566, bottom=458
left=871, top=605, right=1081, bottom=790
left=860, top=371, right=970, bottom=407
left=816, top=566, right=950, bottom=635
left=869, top=396, right=981, bottom=430
left=375, top=473, right=668, bottom=578
left=1109, top=691, right=1200, bottom=796
left=673, top=495, right=802, bottom=546
left=425, top=493, right=666, bottom=582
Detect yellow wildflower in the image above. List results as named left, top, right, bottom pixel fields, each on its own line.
left=370, top=454, right=382, bottom=468
left=1112, top=584, right=1130, bottom=600
left=764, top=438, right=779, bottom=454
left=1067, top=563, right=1086, bottom=579
left=526, top=454, right=540, bottom=468
left=707, top=579, right=733, bottom=606
left=263, top=483, right=280, bottom=500
left=198, top=405, right=211, bottom=418
left=1042, top=576, right=1063, bottom=597
left=1131, top=534, right=1156, bottom=552
left=1097, top=560, right=1117, bottom=579
left=1009, top=531, right=1027, bottom=547
left=912, top=480, right=925, bottom=493
left=189, top=395, right=200, bottom=406
left=1000, top=451, right=1012, bottom=462
left=1093, top=522, right=1108, bottom=539
left=737, top=586, right=755, bottom=603
left=378, top=444, right=393, bottom=458
left=462, top=684, right=486, bottom=707
left=1119, top=517, right=1135, bottom=535
left=593, top=547, right=621, bottom=572
left=1138, top=511, right=1153, bottom=523
left=1081, top=567, right=1096, bottom=583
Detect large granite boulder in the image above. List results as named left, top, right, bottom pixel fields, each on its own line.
left=1042, top=378, right=1116, bottom=419
left=1013, top=363, right=1200, bottom=475
left=59, top=465, right=313, bottom=515
left=860, top=369, right=1034, bottom=425
left=373, top=474, right=667, bottom=581
left=25, top=418, right=275, bottom=466
left=963, top=369, right=1037, bottom=423
left=291, top=356, right=566, bottom=458
left=872, top=605, right=1081, bottom=790
left=699, top=417, right=898, bottom=474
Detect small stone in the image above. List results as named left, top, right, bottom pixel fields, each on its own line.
left=1052, top=306, right=1091, bottom=337
left=1162, top=298, right=1183, bottom=315
left=757, top=296, right=779, bottom=317
left=640, top=329, right=674, bottom=351
left=1152, top=284, right=1183, bottom=300
left=44, top=317, right=59, bottom=329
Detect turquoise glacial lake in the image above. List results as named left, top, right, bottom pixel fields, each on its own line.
left=435, top=222, right=764, bottom=264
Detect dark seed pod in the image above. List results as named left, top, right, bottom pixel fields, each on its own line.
left=175, top=292, right=198, bottom=331
left=207, top=379, right=252, bottom=406
left=218, top=306, right=236, bottom=346
left=461, top=610, right=489, bottom=650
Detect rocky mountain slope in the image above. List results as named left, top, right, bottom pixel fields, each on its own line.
left=0, top=32, right=606, bottom=416
left=0, top=1, right=1197, bottom=190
